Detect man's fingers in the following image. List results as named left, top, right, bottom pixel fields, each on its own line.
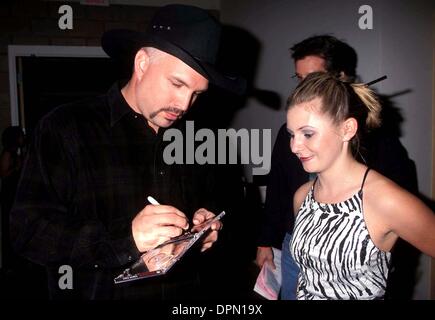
left=142, top=210, right=189, bottom=230
left=146, top=204, right=186, bottom=219
left=154, top=235, right=171, bottom=247
left=158, top=214, right=189, bottom=229
left=202, top=230, right=218, bottom=246
left=192, top=208, right=214, bottom=224
left=156, top=225, right=184, bottom=239
left=144, top=205, right=189, bottom=229
left=210, top=221, right=222, bottom=231
left=200, top=242, right=213, bottom=252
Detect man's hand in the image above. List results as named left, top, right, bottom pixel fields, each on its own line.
left=192, top=208, right=222, bottom=252
left=255, top=246, right=275, bottom=269
left=132, top=204, right=189, bottom=252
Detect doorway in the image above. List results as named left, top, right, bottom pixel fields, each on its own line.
left=8, top=45, right=122, bottom=135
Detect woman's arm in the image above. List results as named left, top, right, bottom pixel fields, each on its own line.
left=372, top=179, right=435, bottom=258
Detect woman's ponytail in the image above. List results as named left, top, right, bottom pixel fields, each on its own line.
left=350, top=83, right=382, bottom=129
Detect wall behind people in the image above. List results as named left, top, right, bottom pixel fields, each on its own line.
left=220, top=0, right=434, bottom=299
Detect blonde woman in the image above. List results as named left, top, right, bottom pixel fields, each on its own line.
left=286, top=72, right=435, bottom=300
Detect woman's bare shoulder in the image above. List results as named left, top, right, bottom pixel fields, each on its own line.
left=364, top=170, right=409, bottom=208
left=364, top=170, right=435, bottom=257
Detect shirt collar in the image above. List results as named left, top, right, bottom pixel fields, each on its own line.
left=108, top=81, right=142, bottom=127
left=107, top=81, right=175, bottom=137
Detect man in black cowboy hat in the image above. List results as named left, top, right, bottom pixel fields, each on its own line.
left=10, top=4, right=243, bottom=300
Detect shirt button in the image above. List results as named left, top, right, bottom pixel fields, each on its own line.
left=159, top=170, right=165, bottom=176
left=134, top=115, right=138, bottom=119
left=94, top=264, right=99, bottom=268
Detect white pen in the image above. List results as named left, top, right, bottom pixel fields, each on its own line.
left=147, top=196, right=160, bottom=205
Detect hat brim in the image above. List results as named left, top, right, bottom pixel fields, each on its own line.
left=102, top=29, right=246, bottom=95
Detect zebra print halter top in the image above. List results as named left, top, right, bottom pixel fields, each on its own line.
left=290, top=168, right=391, bottom=300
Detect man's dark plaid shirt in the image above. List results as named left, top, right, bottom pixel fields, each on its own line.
left=10, top=82, right=219, bottom=298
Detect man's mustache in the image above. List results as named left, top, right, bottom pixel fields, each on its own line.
left=150, top=107, right=184, bottom=119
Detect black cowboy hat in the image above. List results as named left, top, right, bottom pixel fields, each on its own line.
left=101, top=4, right=246, bottom=94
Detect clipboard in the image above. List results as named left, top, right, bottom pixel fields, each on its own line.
left=114, top=211, right=225, bottom=284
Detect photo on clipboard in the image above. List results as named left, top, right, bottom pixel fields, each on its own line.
left=114, top=211, right=225, bottom=284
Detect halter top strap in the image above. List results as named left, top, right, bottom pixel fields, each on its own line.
left=360, top=167, right=370, bottom=190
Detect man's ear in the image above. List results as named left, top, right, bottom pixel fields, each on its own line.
left=342, top=117, right=358, bottom=142
left=133, top=48, right=150, bottom=80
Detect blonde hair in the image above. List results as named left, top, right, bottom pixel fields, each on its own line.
left=350, top=83, right=381, bottom=128
left=286, top=72, right=382, bottom=157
